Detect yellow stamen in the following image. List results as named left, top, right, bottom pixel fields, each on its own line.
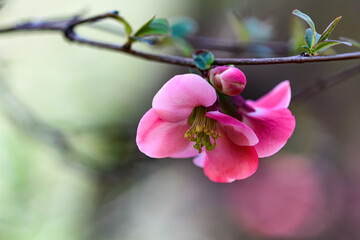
left=184, top=107, right=221, bottom=153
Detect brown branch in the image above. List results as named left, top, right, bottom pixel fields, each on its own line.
left=292, top=63, right=360, bottom=105
left=1, top=11, right=360, bottom=67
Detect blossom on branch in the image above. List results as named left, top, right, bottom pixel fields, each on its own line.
left=209, top=65, right=247, bottom=96
left=136, top=69, right=295, bottom=183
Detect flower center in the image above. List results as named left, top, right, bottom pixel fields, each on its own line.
left=184, top=107, right=221, bottom=153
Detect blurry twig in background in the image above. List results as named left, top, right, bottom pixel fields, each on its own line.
left=292, top=63, right=360, bottom=105
left=0, top=77, right=97, bottom=176
left=85, top=24, right=288, bottom=55
left=0, top=11, right=360, bottom=67
left=188, top=36, right=290, bottom=55
left=0, top=77, right=147, bottom=185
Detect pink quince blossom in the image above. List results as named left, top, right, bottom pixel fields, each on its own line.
left=136, top=72, right=295, bottom=183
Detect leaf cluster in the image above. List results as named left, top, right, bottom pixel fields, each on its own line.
left=116, top=13, right=196, bottom=56
left=292, top=9, right=351, bottom=56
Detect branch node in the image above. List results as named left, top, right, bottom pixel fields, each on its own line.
left=64, top=26, right=76, bottom=41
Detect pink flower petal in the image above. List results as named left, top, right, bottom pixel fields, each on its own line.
left=206, top=111, right=259, bottom=146
left=202, top=131, right=259, bottom=183
left=225, top=154, right=335, bottom=238
left=152, top=74, right=217, bottom=122
left=136, top=109, right=198, bottom=158
left=193, top=153, right=205, bottom=167
left=247, top=81, right=291, bottom=110
left=242, top=108, right=295, bottom=158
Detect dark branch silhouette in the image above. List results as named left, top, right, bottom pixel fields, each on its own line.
left=292, top=63, right=360, bottom=105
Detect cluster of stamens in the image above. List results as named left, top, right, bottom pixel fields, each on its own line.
left=184, top=107, right=221, bottom=153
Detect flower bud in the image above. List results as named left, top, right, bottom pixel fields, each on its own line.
left=209, top=66, right=247, bottom=96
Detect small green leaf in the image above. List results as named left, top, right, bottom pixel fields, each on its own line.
left=319, top=16, right=342, bottom=42
left=135, top=15, right=155, bottom=34
left=304, top=28, right=321, bottom=48
left=171, top=18, right=197, bottom=39
left=115, top=15, right=132, bottom=36
left=134, top=17, right=170, bottom=37
left=161, top=37, right=194, bottom=56
left=243, top=18, right=273, bottom=41
left=193, top=50, right=214, bottom=70
left=301, top=45, right=315, bottom=56
left=292, top=9, right=316, bottom=46
left=305, top=28, right=313, bottom=48
left=313, top=40, right=352, bottom=53
left=292, top=9, right=316, bottom=31
left=340, top=37, right=360, bottom=49
left=229, top=10, right=250, bottom=43
left=173, top=38, right=194, bottom=57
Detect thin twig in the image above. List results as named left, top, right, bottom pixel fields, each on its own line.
left=292, top=63, right=360, bottom=105
left=0, top=11, right=360, bottom=67
left=0, top=77, right=99, bottom=176
left=68, top=23, right=289, bottom=55
left=188, top=36, right=290, bottom=55
left=0, top=76, right=149, bottom=183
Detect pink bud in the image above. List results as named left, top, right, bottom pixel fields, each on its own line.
left=209, top=66, right=247, bottom=96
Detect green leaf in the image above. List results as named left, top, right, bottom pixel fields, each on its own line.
left=115, top=15, right=132, bottom=36
left=107, top=11, right=132, bottom=36
left=229, top=10, right=250, bottom=43
left=305, top=28, right=313, bottom=48
left=244, top=18, right=274, bottom=41
left=173, top=38, right=194, bottom=57
left=319, top=16, right=342, bottom=42
left=301, top=45, right=314, bottom=55
left=171, top=18, right=197, bottom=39
left=135, top=15, right=155, bottom=34
left=313, top=40, right=352, bottom=54
left=192, top=50, right=214, bottom=70
left=292, top=9, right=316, bottom=46
left=134, top=17, right=171, bottom=37
left=292, top=9, right=316, bottom=32
left=340, top=37, right=360, bottom=49
left=161, top=37, right=194, bottom=56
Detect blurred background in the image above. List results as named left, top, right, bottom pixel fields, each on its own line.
left=0, top=0, right=359, bottom=239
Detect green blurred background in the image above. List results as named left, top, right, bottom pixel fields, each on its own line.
left=0, top=0, right=359, bottom=239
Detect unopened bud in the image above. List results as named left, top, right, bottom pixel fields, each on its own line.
left=209, top=66, right=246, bottom=96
